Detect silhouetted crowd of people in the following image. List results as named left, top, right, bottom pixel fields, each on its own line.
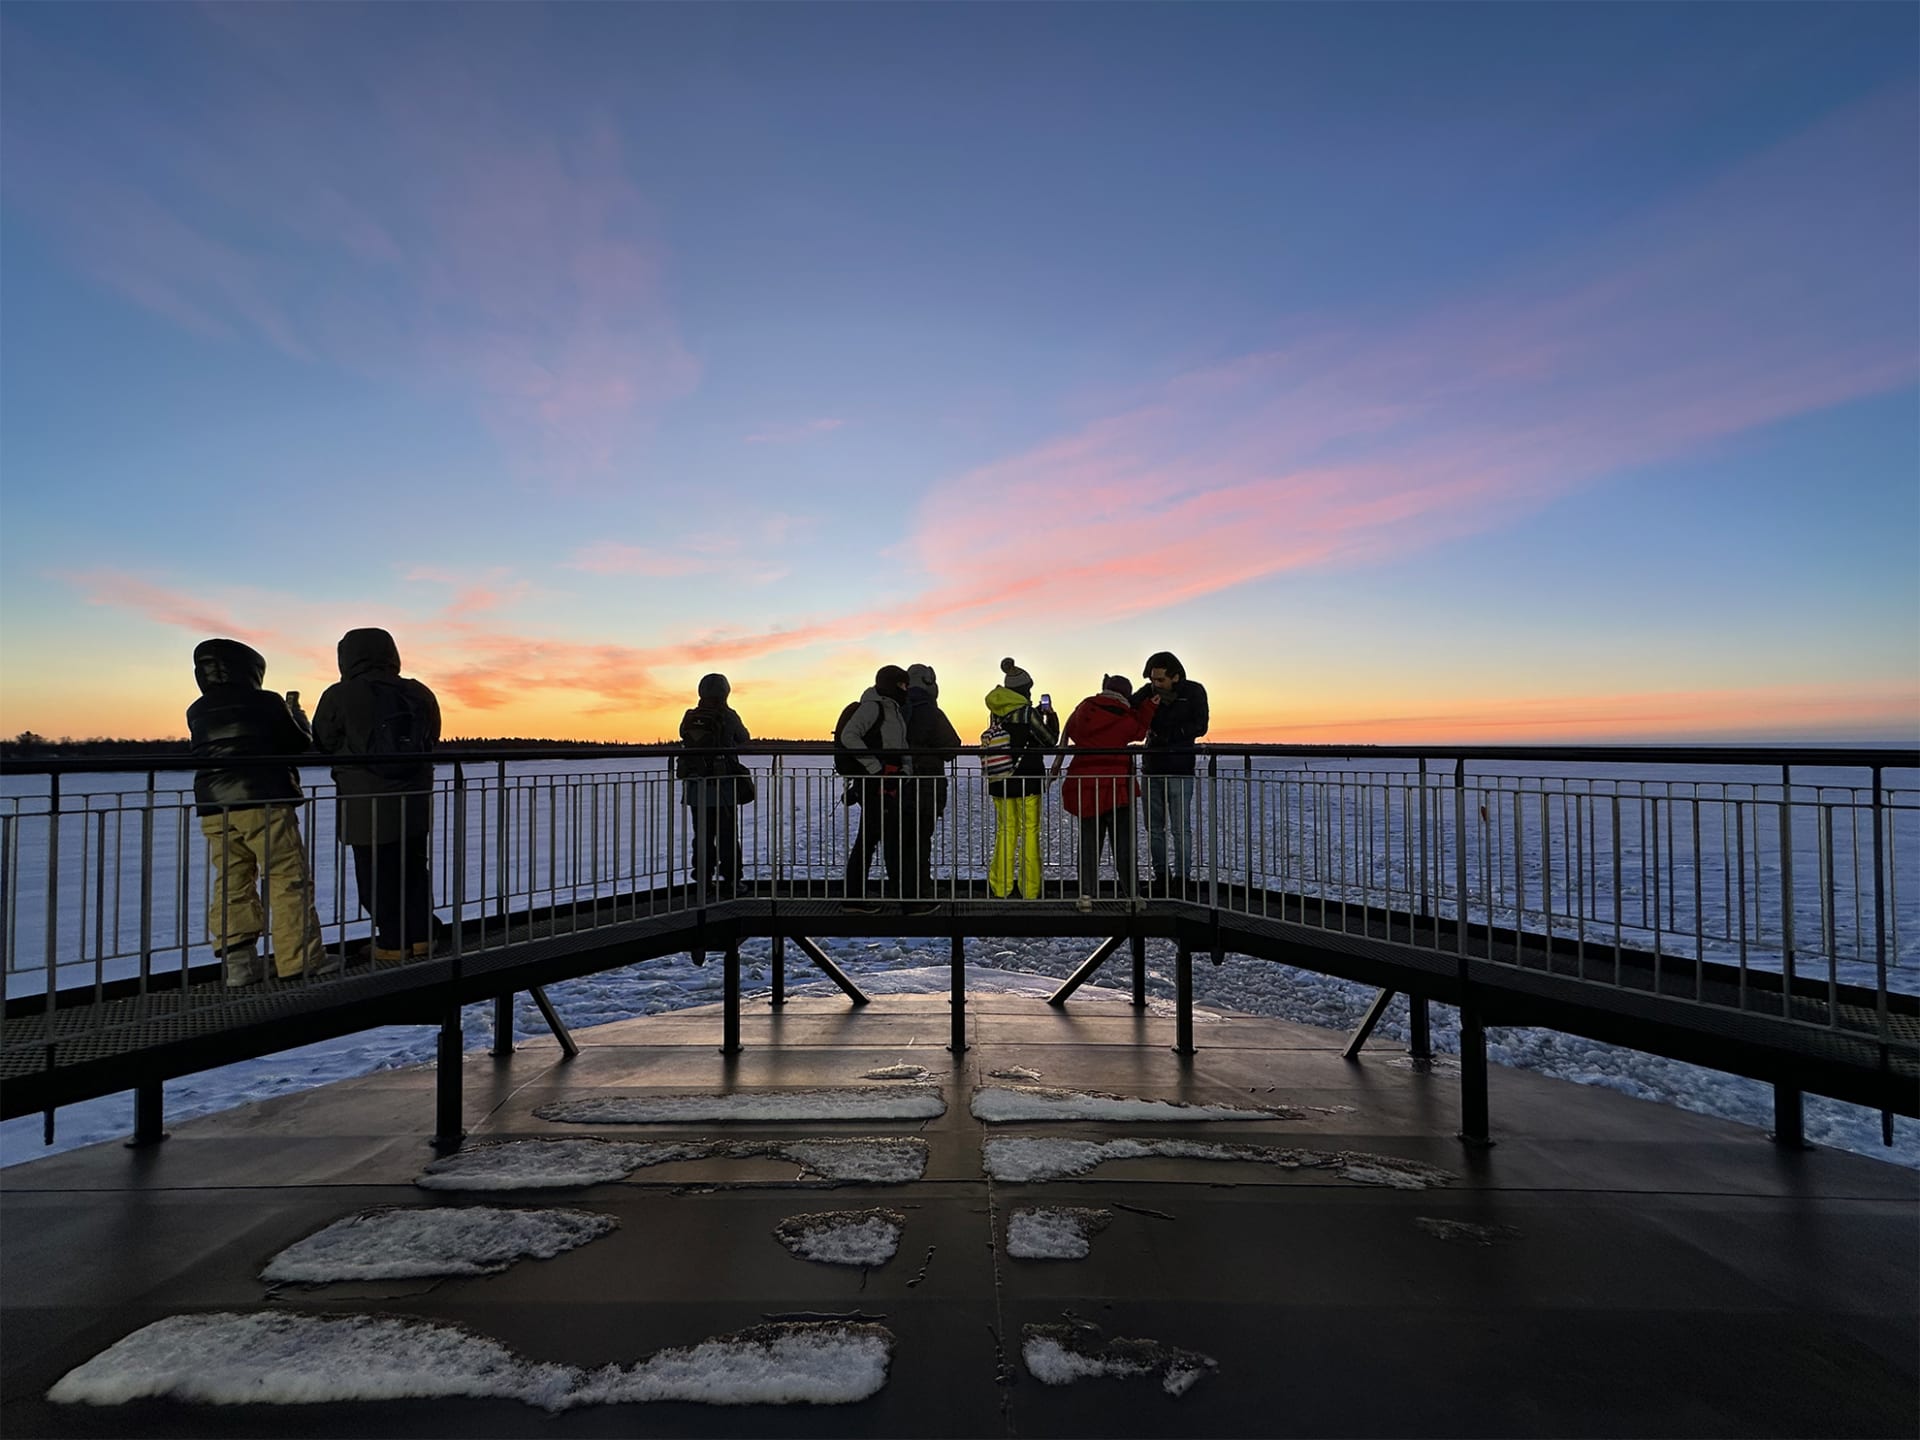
left=186, top=633, right=1206, bottom=981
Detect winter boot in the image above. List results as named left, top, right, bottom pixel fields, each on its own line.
left=221, top=942, right=265, bottom=989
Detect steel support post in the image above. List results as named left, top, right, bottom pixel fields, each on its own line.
left=1771, top=1084, right=1808, bottom=1149
left=1408, top=997, right=1432, bottom=1059
left=948, top=933, right=967, bottom=1054
left=1457, top=999, right=1492, bottom=1147
left=127, top=1079, right=167, bottom=1147
left=433, top=1008, right=465, bottom=1151
left=492, top=994, right=514, bottom=1056
left=1130, top=932, right=1147, bottom=1008
left=721, top=940, right=741, bottom=1055
left=1173, top=940, right=1195, bottom=1055
left=771, top=933, right=786, bottom=1007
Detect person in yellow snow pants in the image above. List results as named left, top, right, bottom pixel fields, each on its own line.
left=991, top=792, right=1044, bottom=899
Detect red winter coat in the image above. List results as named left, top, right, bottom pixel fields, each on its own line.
left=1058, top=692, right=1153, bottom=817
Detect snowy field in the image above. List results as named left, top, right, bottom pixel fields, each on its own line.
left=2, top=935, right=1912, bottom=1171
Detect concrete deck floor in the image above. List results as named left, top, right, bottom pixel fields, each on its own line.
left=3, top=990, right=1915, bottom=1438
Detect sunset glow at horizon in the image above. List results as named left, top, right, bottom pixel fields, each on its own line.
left=2, top=5, right=1915, bottom=749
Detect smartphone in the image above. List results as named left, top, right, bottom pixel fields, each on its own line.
left=1040, top=694, right=1051, bottom=709
left=286, top=691, right=301, bottom=705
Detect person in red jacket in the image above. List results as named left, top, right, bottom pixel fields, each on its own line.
left=1049, top=673, right=1154, bottom=908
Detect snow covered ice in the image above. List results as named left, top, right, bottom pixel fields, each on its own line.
left=260, top=1205, right=615, bottom=1283
left=417, top=1135, right=929, bottom=1191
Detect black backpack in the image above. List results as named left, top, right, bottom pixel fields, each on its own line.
left=833, top=700, right=884, bottom=777
left=365, top=679, right=426, bottom=781
left=677, top=710, right=726, bottom=779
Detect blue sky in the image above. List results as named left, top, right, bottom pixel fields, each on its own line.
left=2, top=2, right=1915, bottom=742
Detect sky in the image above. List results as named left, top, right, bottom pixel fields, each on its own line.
left=2, top=2, right=1915, bottom=746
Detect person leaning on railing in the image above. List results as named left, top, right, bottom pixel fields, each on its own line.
left=1050, top=672, right=1154, bottom=910
left=313, top=628, right=442, bottom=963
left=839, top=665, right=911, bottom=912
left=186, top=637, right=331, bottom=986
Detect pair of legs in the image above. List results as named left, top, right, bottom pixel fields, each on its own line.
left=350, top=833, right=435, bottom=958
left=898, top=776, right=943, bottom=901
left=689, top=803, right=741, bottom=899
left=991, top=791, right=1043, bottom=899
left=200, top=805, right=326, bottom=981
left=845, top=779, right=903, bottom=899
left=1077, top=801, right=1137, bottom=898
left=1143, top=775, right=1195, bottom=884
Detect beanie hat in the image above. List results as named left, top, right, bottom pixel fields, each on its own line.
left=876, top=664, right=910, bottom=691
left=697, top=672, right=731, bottom=704
left=906, top=663, right=938, bottom=697
left=999, top=656, right=1034, bottom=695
left=1102, top=673, right=1132, bottom=697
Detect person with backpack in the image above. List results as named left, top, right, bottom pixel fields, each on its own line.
left=1049, top=672, right=1155, bottom=909
left=187, top=638, right=331, bottom=986
left=1132, top=649, right=1210, bottom=894
left=836, top=665, right=910, bottom=912
left=983, top=658, right=1059, bottom=900
left=677, top=673, right=752, bottom=900
left=313, top=628, right=442, bottom=961
left=901, top=663, right=962, bottom=906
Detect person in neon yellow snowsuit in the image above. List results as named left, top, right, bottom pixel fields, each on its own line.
left=983, top=659, right=1060, bottom=899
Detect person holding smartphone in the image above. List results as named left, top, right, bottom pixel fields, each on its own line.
left=983, top=658, right=1059, bottom=899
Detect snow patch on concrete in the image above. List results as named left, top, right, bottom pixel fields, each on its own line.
left=861, top=1064, right=936, bottom=1081
left=418, top=1136, right=929, bottom=1191
left=50, top=1313, right=893, bottom=1410
left=973, top=1085, right=1290, bottom=1124
left=983, top=1137, right=1453, bottom=1188
left=535, top=1087, right=945, bottom=1125
left=1007, top=1207, right=1111, bottom=1260
left=261, top=1206, right=614, bottom=1283
left=774, top=1209, right=906, bottom=1266
left=1415, top=1216, right=1520, bottom=1244
left=987, top=1066, right=1044, bottom=1081
left=1022, top=1321, right=1215, bottom=1396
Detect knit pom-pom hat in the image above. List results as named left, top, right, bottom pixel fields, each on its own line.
left=999, top=657, right=1034, bottom=695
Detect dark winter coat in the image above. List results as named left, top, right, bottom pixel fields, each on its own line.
left=678, top=703, right=751, bottom=808
left=1132, top=677, right=1210, bottom=777
left=904, top=684, right=964, bottom=812
left=839, top=686, right=909, bottom=777
left=312, top=629, right=441, bottom=845
left=186, top=639, right=312, bottom=817
left=1058, top=691, right=1153, bottom=816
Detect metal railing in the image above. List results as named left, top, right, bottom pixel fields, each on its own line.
left=2, top=745, right=1914, bottom=1053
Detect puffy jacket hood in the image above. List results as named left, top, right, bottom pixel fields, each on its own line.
left=339, top=627, right=402, bottom=680
left=194, top=638, right=266, bottom=694
left=985, top=685, right=1031, bottom=718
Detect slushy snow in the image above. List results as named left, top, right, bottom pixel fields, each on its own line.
left=1006, top=1207, right=1112, bottom=1260
left=262, top=1206, right=615, bottom=1283
left=972, top=1085, right=1290, bottom=1124
left=535, top=1087, right=945, bottom=1125
left=1022, top=1322, right=1216, bottom=1396
left=49, top=1313, right=892, bottom=1410
left=417, top=1136, right=929, bottom=1191
left=773, top=1209, right=907, bottom=1267
left=984, top=1136, right=1454, bottom=1188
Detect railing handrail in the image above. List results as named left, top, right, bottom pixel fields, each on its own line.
left=4, top=741, right=1917, bottom=777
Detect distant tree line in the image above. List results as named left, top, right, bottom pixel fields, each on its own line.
left=2, top=731, right=831, bottom=762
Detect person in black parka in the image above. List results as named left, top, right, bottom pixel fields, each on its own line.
left=187, top=638, right=329, bottom=985
left=313, top=628, right=442, bottom=961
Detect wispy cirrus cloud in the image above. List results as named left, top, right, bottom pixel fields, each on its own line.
left=564, top=512, right=814, bottom=585
left=744, top=418, right=846, bottom=445
left=1, top=12, right=698, bottom=482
